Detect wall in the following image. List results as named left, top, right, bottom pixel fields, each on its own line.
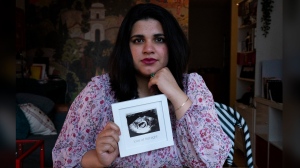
left=189, top=0, right=231, bottom=104
left=282, top=0, right=300, bottom=167
left=189, top=0, right=230, bottom=69
left=255, top=0, right=283, bottom=97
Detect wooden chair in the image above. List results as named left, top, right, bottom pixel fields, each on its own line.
left=215, top=102, right=254, bottom=168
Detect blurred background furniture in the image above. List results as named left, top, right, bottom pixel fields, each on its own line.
left=16, top=91, right=69, bottom=167
left=16, top=78, right=68, bottom=104
left=16, top=78, right=69, bottom=168
left=16, top=140, right=44, bottom=168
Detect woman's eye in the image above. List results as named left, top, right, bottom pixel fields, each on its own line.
left=155, top=37, right=165, bottom=43
left=132, top=38, right=144, bottom=43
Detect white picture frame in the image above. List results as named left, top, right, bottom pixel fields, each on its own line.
left=112, top=94, right=174, bottom=157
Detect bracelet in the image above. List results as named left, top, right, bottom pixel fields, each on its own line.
left=175, top=97, right=189, bottom=111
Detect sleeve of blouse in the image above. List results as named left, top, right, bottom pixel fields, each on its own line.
left=52, top=79, right=105, bottom=168
left=176, top=73, right=231, bottom=167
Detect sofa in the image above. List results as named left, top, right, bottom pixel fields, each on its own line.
left=16, top=93, right=68, bottom=167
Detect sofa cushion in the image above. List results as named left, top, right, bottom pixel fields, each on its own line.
left=16, top=103, right=30, bottom=139
left=16, top=93, right=55, bottom=115
left=19, top=103, right=57, bottom=135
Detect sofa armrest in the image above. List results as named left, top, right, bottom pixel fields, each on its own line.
left=53, top=104, right=69, bottom=134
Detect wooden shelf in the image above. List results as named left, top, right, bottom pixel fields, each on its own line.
left=255, top=96, right=283, bottom=168
left=270, top=140, right=283, bottom=150
left=236, top=101, right=255, bottom=110
left=255, top=97, right=283, bottom=110
left=237, top=50, right=256, bottom=54
left=239, top=23, right=256, bottom=29
left=237, top=77, right=255, bottom=82
left=256, top=133, right=268, bottom=141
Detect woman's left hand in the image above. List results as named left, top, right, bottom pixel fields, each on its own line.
left=148, top=67, right=191, bottom=119
left=148, top=67, right=182, bottom=100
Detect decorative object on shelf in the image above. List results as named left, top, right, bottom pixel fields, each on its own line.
left=244, top=30, right=255, bottom=51
left=237, top=83, right=254, bottom=106
left=238, top=0, right=257, bottom=26
left=261, top=0, right=274, bottom=37
left=237, top=91, right=253, bottom=105
left=263, top=78, right=282, bottom=103
left=240, top=65, right=255, bottom=79
left=245, top=32, right=251, bottom=51
left=16, top=51, right=29, bottom=78
left=237, top=52, right=256, bottom=66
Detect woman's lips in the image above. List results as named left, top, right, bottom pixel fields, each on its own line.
left=141, top=58, right=157, bottom=65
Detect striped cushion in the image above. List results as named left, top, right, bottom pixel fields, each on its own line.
left=215, top=102, right=254, bottom=168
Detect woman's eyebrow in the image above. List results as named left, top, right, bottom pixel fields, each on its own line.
left=130, top=34, right=144, bottom=39
left=130, top=33, right=164, bottom=39
left=154, top=33, right=164, bottom=37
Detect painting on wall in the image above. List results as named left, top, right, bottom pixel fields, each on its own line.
left=24, top=0, right=189, bottom=103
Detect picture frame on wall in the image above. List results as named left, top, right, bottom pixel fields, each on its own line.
left=30, top=64, right=46, bottom=80
left=112, top=94, right=174, bottom=157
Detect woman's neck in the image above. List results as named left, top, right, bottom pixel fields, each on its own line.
left=135, top=74, right=157, bottom=98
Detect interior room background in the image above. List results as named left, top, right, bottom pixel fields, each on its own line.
left=16, top=0, right=190, bottom=103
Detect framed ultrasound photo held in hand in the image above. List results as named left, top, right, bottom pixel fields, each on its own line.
left=112, top=94, right=174, bottom=157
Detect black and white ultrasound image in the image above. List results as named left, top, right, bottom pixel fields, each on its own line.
left=126, top=109, right=160, bottom=137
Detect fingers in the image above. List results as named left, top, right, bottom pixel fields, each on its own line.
left=97, top=122, right=121, bottom=154
left=148, top=67, right=177, bottom=90
left=97, top=137, right=119, bottom=154
left=103, top=122, right=121, bottom=136
left=148, top=77, right=156, bottom=89
left=148, top=67, right=170, bottom=89
left=100, top=122, right=121, bottom=141
left=148, top=67, right=186, bottom=102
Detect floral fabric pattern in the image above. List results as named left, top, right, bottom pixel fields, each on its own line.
left=52, top=73, right=231, bottom=167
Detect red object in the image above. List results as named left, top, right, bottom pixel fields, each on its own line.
left=237, top=52, right=256, bottom=66
left=16, top=140, right=45, bottom=168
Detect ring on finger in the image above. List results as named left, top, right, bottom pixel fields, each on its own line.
left=150, top=73, right=155, bottom=78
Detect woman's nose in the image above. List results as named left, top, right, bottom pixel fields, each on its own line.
left=143, top=41, right=154, bottom=54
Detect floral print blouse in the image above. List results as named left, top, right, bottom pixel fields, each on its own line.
left=52, top=73, right=231, bottom=167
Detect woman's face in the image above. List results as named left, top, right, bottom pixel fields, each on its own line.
left=130, top=18, right=168, bottom=77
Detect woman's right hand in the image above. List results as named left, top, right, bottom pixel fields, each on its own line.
left=95, top=121, right=121, bottom=166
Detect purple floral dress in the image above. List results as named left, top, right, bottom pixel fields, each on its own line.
left=52, top=73, right=231, bottom=167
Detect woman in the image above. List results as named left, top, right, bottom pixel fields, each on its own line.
left=53, top=3, right=230, bottom=167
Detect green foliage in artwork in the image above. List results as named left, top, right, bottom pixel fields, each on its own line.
left=100, top=0, right=133, bottom=16
left=81, top=11, right=91, bottom=33
left=83, top=40, right=113, bottom=72
left=61, top=39, right=81, bottom=65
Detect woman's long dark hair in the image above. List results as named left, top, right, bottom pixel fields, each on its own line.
left=109, top=3, right=190, bottom=101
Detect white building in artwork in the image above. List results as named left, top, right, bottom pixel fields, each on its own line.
left=84, top=3, right=106, bottom=42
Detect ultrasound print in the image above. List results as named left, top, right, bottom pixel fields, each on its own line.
left=126, top=109, right=160, bottom=137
